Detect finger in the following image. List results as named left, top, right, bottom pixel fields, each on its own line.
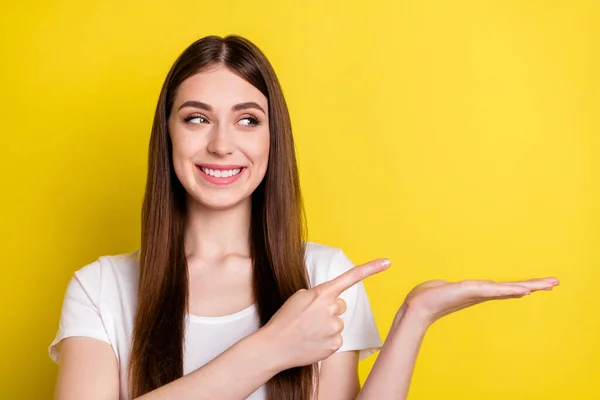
left=334, top=298, right=347, bottom=316
left=486, top=292, right=532, bottom=300
left=470, top=282, right=532, bottom=298
left=316, top=258, right=391, bottom=298
left=496, top=278, right=559, bottom=291
left=336, top=316, right=345, bottom=334
left=441, top=293, right=530, bottom=317
left=333, top=334, right=344, bottom=350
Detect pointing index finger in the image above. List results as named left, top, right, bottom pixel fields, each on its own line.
left=317, top=258, right=391, bottom=297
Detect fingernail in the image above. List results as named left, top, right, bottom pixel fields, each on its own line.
left=381, top=259, right=391, bottom=268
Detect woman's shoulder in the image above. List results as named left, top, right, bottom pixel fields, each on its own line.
left=304, top=241, right=346, bottom=262
left=70, top=249, right=140, bottom=297
left=75, top=248, right=140, bottom=276
left=304, top=241, right=355, bottom=288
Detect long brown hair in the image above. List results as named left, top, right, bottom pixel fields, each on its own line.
left=129, top=35, right=316, bottom=399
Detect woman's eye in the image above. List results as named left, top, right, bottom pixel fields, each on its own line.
left=239, top=116, right=260, bottom=127
left=184, top=114, right=208, bottom=124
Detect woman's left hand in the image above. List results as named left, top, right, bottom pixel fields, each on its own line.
left=359, top=276, right=560, bottom=400
left=397, top=277, right=560, bottom=329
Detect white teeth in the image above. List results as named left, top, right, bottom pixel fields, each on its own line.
left=200, top=167, right=242, bottom=178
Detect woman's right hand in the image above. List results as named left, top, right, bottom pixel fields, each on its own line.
left=260, top=258, right=391, bottom=371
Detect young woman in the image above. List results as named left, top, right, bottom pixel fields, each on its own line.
left=49, top=35, right=559, bottom=400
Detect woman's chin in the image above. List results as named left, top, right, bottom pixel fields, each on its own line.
left=187, top=194, right=251, bottom=212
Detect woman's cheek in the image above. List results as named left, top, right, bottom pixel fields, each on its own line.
left=256, top=131, right=271, bottom=163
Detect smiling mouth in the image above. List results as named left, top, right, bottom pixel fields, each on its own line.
left=197, top=166, right=244, bottom=178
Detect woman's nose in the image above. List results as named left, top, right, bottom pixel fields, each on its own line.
left=206, top=124, right=234, bottom=156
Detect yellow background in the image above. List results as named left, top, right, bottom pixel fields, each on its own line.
left=1, top=0, right=598, bottom=398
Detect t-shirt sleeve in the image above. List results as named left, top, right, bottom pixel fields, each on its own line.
left=330, top=250, right=383, bottom=361
left=48, top=260, right=111, bottom=364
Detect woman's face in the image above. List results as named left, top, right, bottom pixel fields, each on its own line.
left=168, top=65, right=270, bottom=211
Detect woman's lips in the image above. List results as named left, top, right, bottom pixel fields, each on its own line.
left=195, top=164, right=246, bottom=185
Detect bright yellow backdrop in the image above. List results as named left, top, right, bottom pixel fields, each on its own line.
left=1, top=0, right=598, bottom=399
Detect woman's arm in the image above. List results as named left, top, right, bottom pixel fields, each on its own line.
left=316, top=306, right=423, bottom=400
left=357, top=277, right=559, bottom=400
left=55, top=327, right=281, bottom=400
left=55, top=337, right=120, bottom=400
left=317, top=351, right=361, bottom=400
left=138, top=327, right=281, bottom=400
left=355, top=304, right=426, bottom=400
left=315, top=307, right=423, bottom=400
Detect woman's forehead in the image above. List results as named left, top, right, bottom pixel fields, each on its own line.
left=174, top=66, right=268, bottom=111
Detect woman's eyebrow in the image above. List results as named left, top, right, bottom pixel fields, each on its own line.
left=177, top=100, right=212, bottom=112
left=177, top=100, right=266, bottom=115
left=232, top=102, right=266, bottom=115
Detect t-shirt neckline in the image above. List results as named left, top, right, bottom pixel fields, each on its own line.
left=186, top=303, right=257, bottom=323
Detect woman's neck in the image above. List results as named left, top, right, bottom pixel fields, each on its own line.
left=184, top=197, right=252, bottom=261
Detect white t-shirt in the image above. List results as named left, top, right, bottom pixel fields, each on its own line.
left=49, top=241, right=383, bottom=400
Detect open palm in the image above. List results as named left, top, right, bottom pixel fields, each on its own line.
left=401, top=277, right=560, bottom=327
